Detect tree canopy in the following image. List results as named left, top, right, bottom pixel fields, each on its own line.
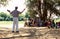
left=0, top=0, right=10, bottom=6
left=26, top=0, right=60, bottom=21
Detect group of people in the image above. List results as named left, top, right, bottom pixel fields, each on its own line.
left=24, top=17, right=41, bottom=27
left=24, top=17, right=43, bottom=27
left=44, top=19, right=60, bottom=28
left=25, top=17, right=60, bottom=29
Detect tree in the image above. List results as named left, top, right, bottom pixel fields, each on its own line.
left=27, top=0, right=60, bottom=21
left=0, top=12, right=13, bottom=21
left=26, top=0, right=60, bottom=26
left=0, top=12, right=7, bottom=20
left=0, top=0, right=10, bottom=6
left=25, top=12, right=30, bottom=18
left=19, top=14, right=25, bottom=21
left=0, top=12, right=10, bottom=21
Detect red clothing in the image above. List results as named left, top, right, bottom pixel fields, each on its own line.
left=47, top=21, right=51, bottom=26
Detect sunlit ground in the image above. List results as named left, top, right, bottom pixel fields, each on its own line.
left=0, top=21, right=25, bottom=28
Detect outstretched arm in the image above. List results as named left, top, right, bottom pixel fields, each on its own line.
left=7, top=10, right=11, bottom=13
left=21, top=8, right=25, bottom=13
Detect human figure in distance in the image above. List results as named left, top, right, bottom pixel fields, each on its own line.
left=7, top=6, right=25, bottom=33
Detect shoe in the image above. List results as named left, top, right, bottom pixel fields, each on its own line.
left=16, top=31, right=19, bottom=33
left=12, top=31, right=14, bottom=33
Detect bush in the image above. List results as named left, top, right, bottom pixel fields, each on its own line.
left=0, top=12, right=11, bottom=21
left=18, top=17, right=24, bottom=21
left=0, top=17, right=4, bottom=21
left=0, top=12, right=25, bottom=21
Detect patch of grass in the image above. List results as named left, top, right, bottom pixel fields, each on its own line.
left=0, top=21, right=24, bottom=25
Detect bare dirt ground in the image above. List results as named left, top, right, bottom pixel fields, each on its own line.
left=0, top=27, right=60, bottom=39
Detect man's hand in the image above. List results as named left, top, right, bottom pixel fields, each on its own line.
left=7, top=10, right=10, bottom=12
left=21, top=8, right=26, bottom=13
left=23, top=8, right=25, bottom=11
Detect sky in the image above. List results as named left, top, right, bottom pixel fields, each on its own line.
left=0, top=0, right=26, bottom=14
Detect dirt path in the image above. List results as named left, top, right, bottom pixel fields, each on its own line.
left=0, top=27, right=60, bottom=39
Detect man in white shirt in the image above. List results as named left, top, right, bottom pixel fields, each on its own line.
left=7, top=6, right=25, bottom=33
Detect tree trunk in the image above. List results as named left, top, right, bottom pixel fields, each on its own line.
left=42, top=0, right=47, bottom=21
left=49, top=10, right=52, bottom=20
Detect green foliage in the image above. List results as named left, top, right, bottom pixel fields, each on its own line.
left=0, top=12, right=13, bottom=21
left=0, top=12, right=8, bottom=20
left=26, top=0, right=60, bottom=20
left=0, top=0, right=10, bottom=6
left=18, top=16, right=24, bottom=21
left=19, top=14, right=25, bottom=21
left=25, top=12, right=30, bottom=18
left=26, top=0, right=38, bottom=18
left=0, top=17, right=4, bottom=21
left=26, top=0, right=37, bottom=9
left=0, top=12, right=26, bottom=21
